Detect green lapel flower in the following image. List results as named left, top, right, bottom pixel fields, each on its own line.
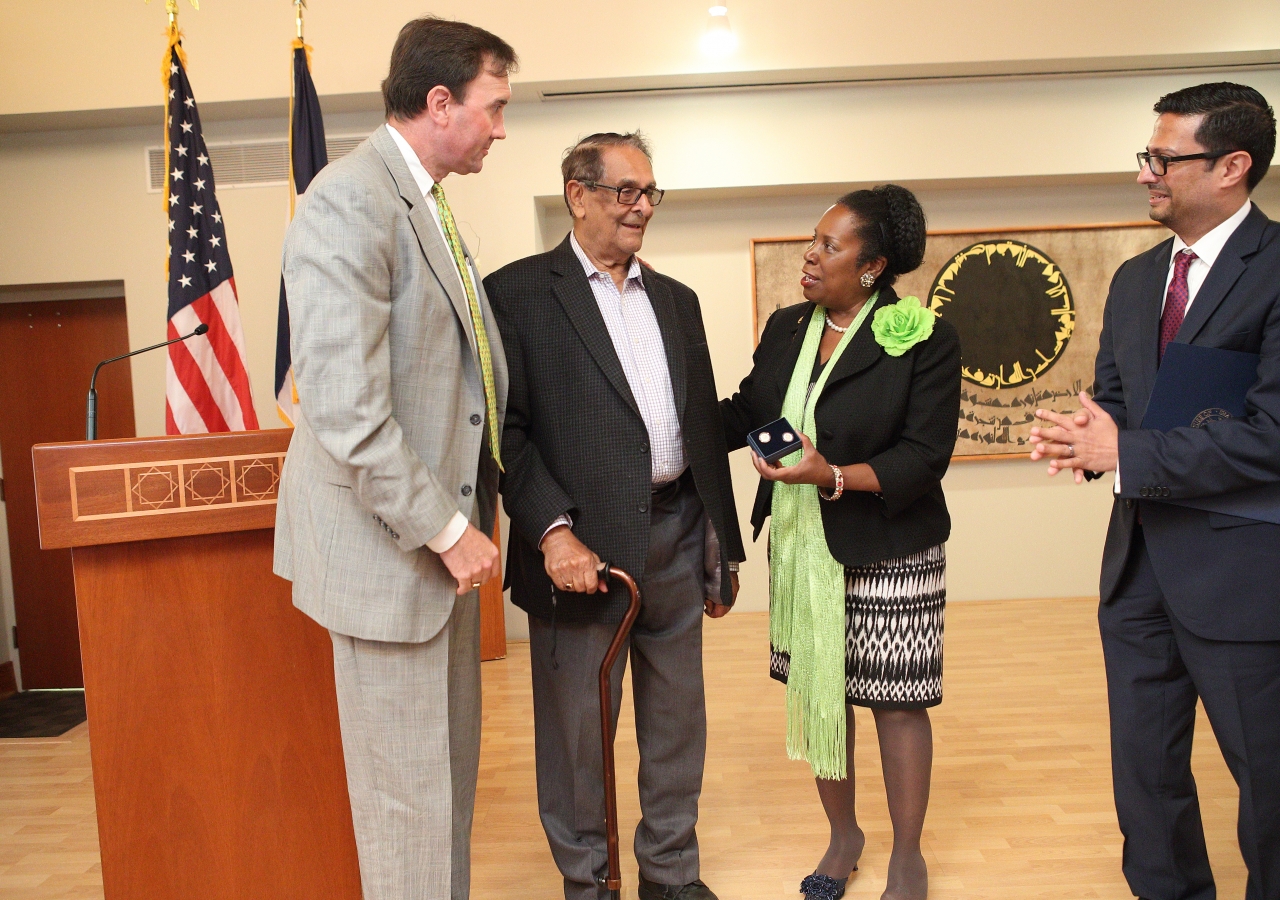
left=871, top=295, right=936, bottom=357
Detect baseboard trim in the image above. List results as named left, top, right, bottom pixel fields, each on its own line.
left=0, top=661, right=16, bottom=699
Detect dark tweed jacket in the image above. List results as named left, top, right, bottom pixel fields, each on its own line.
left=484, top=235, right=746, bottom=624
left=721, top=288, right=961, bottom=567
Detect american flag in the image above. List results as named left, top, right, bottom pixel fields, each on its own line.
left=163, top=45, right=258, bottom=434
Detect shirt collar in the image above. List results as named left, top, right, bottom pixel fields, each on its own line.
left=1171, top=198, right=1252, bottom=267
left=385, top=122, right=436, bottom=203
left=569, top=231, right=643, bottom=283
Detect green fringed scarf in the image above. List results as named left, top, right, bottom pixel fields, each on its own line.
left=769, top=297, right=876, bottom=780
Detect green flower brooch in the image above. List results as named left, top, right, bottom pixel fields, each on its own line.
left=871, top=295, right=936, bottom=357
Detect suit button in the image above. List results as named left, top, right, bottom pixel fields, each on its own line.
left=470, top=414, right=482, bottom=426
left=1162, top=487, right=1171, bottom=497
left=1124, top=499, right=1134, bottom=509
left=640, top=443, right=649, bottom=453
left=461, top=484, right=473, bottom=496
left=639, top=502, right=648, bottom=513
left=390, top=531, right=400, bottom=540
left=1140, top=488, right=1150, bottom=498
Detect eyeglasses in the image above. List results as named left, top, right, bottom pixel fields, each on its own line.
left=579, top=181, right=666, bottom=207
left=1137, top=150, right=1228, bottom=176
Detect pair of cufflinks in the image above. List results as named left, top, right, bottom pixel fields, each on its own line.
left=747, top=417, right=804, bottom=463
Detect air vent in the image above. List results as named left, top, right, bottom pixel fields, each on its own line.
left=146, top=134, right=367, bottom=191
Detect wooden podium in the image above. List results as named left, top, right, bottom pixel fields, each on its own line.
left=31, top=429, right=505, bottom=899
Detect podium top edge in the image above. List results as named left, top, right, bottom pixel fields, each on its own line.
left=32, top=427, right=294, bottom=459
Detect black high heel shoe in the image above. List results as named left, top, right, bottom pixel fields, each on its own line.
left=799, top=869, right=856, bottom=900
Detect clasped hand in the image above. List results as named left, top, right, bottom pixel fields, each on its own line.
left=1028, top=390, right=1119, bottom=483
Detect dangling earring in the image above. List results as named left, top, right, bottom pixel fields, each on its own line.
left=860, top=272, right=876, bottom=288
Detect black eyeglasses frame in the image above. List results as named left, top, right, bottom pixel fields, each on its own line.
left=578, top=181, right=666, bottom=207
left=1137, top=150, right=1230, bottom=176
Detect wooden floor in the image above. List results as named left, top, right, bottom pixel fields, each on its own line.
left=0, top=597, right=1247, bottom=899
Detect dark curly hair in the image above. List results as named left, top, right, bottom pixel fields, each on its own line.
left=1153, top=82, right=1275, bottom=191
left=835, top=184, right=927, bottom=288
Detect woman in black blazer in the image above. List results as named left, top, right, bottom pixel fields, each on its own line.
left=721, top=186, right=960, bottom=900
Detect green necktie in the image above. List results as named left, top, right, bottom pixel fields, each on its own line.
left=430, top=182, right=503, bottom=472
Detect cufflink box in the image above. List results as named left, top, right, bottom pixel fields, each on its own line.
left=747, top=417, right=804, bottom=464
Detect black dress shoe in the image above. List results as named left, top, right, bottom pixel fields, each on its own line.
left=799, top=872, right=850, bottom=900
left=799, top=866, right=858, bottom=893
left=637, top=875, right=719, bottom=900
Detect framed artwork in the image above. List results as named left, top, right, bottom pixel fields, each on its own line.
left=750, top=222, right=1169, bottom=459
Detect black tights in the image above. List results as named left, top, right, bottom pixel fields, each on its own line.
left=813, top=706, right=933, bottom=900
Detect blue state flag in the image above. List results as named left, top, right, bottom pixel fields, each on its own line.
left=276, top=40, right=328, bottom=425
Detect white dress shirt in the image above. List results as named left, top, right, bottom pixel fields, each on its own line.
left=1161, top=198, right=1253, bottom=315
left=385, top=122, right=476, bottom=554
left=1116, top=199, right=1253, bottom=493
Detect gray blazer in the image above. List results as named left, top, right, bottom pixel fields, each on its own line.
left=274, top=124, right=508, bottom=644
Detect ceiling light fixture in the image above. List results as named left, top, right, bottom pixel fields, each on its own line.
left=699, top=4, right=737, bottom=58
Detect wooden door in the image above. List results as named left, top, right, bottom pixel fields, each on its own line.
left=0, top=296, right=135, bottom=688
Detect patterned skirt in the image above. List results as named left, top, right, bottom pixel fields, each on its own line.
left=770, top=543, right=946, bottom=710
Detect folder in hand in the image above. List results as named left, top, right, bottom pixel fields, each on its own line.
left=1140, top=342, right=1280, bottom=524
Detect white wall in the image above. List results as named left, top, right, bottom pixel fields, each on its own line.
left=5, top=0, right=1278, bottom=117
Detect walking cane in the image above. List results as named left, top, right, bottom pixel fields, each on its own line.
left=594, top=563, right=642, bottom=900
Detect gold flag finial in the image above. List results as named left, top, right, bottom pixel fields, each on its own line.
left=294, top=0, right=307, bottom=40
left=147, top=0, right=199, bottom=37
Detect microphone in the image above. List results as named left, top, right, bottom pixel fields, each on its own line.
left=86, top=323, right=210, bottom=440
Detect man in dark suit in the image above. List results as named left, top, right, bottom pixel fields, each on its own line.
left=484, top=133, right=744, bottom=900
left=1031, top=83, right=1280, bottom=900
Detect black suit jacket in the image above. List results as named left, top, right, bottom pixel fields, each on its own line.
left=484, top=235, right=745, bottom=624
left=721, top=288, right=962, bottom=567
left=1093, top=203, right=1280, bottom=641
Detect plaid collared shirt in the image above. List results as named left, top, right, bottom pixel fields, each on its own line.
left=570, top=232, right=687, bottom=483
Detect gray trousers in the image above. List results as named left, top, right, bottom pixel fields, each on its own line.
left=529, top=477, right=709, bottom=900
left=329, top=588, right=481, bottom=900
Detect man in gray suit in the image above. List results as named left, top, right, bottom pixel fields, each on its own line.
left=274, top=17, right=515, bottom=900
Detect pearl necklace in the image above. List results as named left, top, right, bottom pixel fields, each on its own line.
left=824, top=313, right=849, bottom=333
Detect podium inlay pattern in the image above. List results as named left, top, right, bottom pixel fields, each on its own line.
left=69, top=453, right=285, bottom=522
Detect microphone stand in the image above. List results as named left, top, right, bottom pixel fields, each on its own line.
left=86, top=323, right=209, bottom=440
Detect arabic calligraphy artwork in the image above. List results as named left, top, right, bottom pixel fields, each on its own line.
left=930, top=240, right=1074, bottom=389
left=751, top=222, right=1168, bottom=459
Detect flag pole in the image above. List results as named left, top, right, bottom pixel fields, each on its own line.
left=288, top=1, right=310, bottom=218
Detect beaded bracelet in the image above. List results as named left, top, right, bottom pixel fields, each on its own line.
left=817, top=464, right=844, bottom=501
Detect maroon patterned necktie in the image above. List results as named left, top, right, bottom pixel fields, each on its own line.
left=1160, top=249, right=1197, bottom=362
